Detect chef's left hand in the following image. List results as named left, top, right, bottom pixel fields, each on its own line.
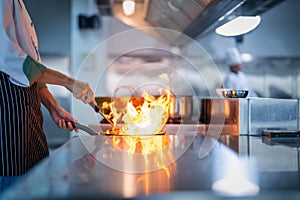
left=72, top=80, right=97, bottom=105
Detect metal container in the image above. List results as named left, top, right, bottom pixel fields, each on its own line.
left=216, top=89, right=249, bottom=98
left=169, top=95, right=194, bottom=120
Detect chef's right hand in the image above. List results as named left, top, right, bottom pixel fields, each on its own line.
left=72, top=80, right=97, bottom=105
left=49, top=103, right=79, bottom=132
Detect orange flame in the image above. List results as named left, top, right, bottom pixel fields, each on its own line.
left=110, top=135, right=174, bottom=178
left=105, top=87, right=171, bottom=136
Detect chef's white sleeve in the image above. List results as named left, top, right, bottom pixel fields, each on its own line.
left=0, top=0, right=47, bottom=88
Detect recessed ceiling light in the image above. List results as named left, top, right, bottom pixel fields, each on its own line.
left=122, top=0, right=135, bottom=16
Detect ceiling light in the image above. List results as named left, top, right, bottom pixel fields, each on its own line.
left=215, top=16, right=261, bottom=36
left=122, top=0, right=135, bottom=16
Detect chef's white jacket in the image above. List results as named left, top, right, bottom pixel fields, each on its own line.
left=0, top=0, right=46, bottom=87
left=223, top=71, right=257, bottom=97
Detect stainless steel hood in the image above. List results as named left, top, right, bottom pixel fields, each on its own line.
left=96, top=0, right=284, bottom=46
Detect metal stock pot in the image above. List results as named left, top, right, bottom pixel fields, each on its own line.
left=168, top=95, right=194, bottom=121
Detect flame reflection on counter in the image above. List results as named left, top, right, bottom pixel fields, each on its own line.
left=107, top=135, right=176, bottom=198
left=110, top=135, right=175, bottom=172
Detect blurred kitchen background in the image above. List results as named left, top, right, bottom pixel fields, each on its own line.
left=23, top=0, right=300, bottom=148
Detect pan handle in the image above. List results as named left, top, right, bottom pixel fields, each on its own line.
left=65, top=121, right=99, bottom=136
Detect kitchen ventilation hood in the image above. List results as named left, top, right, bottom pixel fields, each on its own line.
left=96, top=0, right=284, bottom=46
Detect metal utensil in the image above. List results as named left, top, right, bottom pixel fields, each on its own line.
left=89, top=103, right=119, bottom=129
left=66, top=121, right=99, bottom=136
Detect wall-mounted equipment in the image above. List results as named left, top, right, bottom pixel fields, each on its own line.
left=78, top=14, right=101, bottom=29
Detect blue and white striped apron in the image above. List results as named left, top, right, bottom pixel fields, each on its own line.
left=0, top=71, right=49, bottom=176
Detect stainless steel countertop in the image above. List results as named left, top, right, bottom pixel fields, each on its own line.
left=2, top=133, right=300, bottom=199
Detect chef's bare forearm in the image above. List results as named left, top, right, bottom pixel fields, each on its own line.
left=38, top=87, right=60, bottom=111
left=36, top=68, right=75, bottom=93
left=22, top=56, right=95, bottom=104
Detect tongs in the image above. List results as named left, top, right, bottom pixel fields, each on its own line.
left=89, top=103, right=119, bottom=130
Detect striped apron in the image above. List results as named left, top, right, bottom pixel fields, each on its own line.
left=0, top=71, right=49, bottom=176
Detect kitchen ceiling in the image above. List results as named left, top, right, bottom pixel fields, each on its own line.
left=96, top=0, right=285, bottom=46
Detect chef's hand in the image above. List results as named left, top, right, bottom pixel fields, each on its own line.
left=72, top=80, right=97, bottom=105
left=50, top=104, right=79, bottom=132
left=39, top=88, right=78, bottom=132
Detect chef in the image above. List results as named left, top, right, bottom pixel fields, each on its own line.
left=223, top=47, right=257, bottom=97
left=0, top=0, right=96, bottom=193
